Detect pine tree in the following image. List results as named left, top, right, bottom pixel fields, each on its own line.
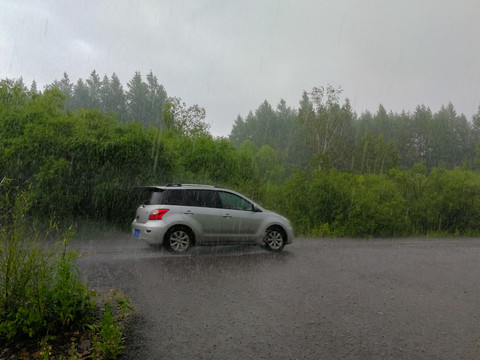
left=86, top=70, right=102, bottom=109
left=146, top=71, right=168, bottom=127
left=71, top=78, right=89, bottom=111
left=126, top=71, right=149, bottom=124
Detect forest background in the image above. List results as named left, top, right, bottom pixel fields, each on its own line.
left=3, top=70, right=480, bottom=237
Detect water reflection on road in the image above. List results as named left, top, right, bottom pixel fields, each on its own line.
left=75, top=233, right=480, bottom=360
left=73, top=232, right=279, bottom=261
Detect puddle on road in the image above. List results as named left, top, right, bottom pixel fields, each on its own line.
left=76, top=243, right=267, bottom=261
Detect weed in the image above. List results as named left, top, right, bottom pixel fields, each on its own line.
left=92, top=302, right=125, bottom=360
left=0, top=180, right=94, bottom=340
left=0, top=180, right=130, bottom=359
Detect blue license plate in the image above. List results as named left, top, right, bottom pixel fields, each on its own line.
left=133, top=229, right=140, bottom=237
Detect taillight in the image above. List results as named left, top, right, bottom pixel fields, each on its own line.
left=149, top=209, right=169, bottom=220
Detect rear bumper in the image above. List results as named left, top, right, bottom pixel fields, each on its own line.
left=131, top=219, right=168, bottom=245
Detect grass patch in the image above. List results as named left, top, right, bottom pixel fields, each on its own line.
left=0, top=179, right=133, bottom=359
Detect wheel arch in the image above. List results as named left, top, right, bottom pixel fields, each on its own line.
left=163, top=224, right=196, bottom=247
left=264, top=224, right=287, bottom=252
left=265, top=224, right=288, bottom=240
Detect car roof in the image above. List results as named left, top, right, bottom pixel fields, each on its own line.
left=147, top=184, right=220, bottom=190
left=139, top=184, right=263, bottom=208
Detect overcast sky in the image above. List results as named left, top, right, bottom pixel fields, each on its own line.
left=1, top=0, right=480, bottom=136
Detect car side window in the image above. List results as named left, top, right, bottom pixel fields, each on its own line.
left=184, top=190, right=219, bottom=208
left=162, top=190, right=185, bottom=205
left=217, top=191, right=253, bottom=211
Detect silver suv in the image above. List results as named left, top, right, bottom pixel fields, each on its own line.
left=131, top=184, right=293, bottom=253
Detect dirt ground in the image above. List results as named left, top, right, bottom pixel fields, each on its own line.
left=76, top=234, right=480, bottom=359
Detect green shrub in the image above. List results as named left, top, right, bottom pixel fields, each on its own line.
left=0, top=179, right=94, bottom=341
left=345, top=174, right=407, bottom=237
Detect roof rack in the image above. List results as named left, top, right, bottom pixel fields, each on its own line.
left=181, top=184, right=215, bottom=188
left=164, top=184, right=217, bottom=188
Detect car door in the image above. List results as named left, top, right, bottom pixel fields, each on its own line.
left=181, top=189, right=224, bottom=244
left=216, top=191, right=264, bottom=243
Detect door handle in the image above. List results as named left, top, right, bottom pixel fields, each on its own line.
left=223, top=213, right=232, bottom=218
left=184, top=211, right=194, bottom=215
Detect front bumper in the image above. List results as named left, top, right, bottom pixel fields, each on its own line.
left=286, top=226, right=294, bottom=244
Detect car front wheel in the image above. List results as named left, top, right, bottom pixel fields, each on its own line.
left=165, top=226, right=192, bottom=253
left=264, top=227, right=286, bottom=252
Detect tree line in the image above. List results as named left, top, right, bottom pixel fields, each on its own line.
left=22, top=70, right=209, bottom=136
left=2, top=76, right=480, bottom=236
left=230, top=85, right=480, bottom=173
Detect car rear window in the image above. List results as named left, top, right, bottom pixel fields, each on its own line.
left=144, top=188, right=165, bottom=205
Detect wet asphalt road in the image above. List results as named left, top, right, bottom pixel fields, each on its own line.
left=75, top=232, right=480, bottom=359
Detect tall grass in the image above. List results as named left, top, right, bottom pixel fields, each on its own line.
left=0, top=178, right=94, bottom=341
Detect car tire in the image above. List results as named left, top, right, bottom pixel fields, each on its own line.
left=164, top=226, right=192, bottom=253
left=264, top=227, right=286, bottom=252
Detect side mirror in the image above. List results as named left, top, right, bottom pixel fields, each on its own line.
left=253, top=206, right=262, bottom=213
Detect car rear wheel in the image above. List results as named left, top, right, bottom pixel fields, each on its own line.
left=165, top=226, right=192, bottom=253
left=264, top=227, right=286, bottom=252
